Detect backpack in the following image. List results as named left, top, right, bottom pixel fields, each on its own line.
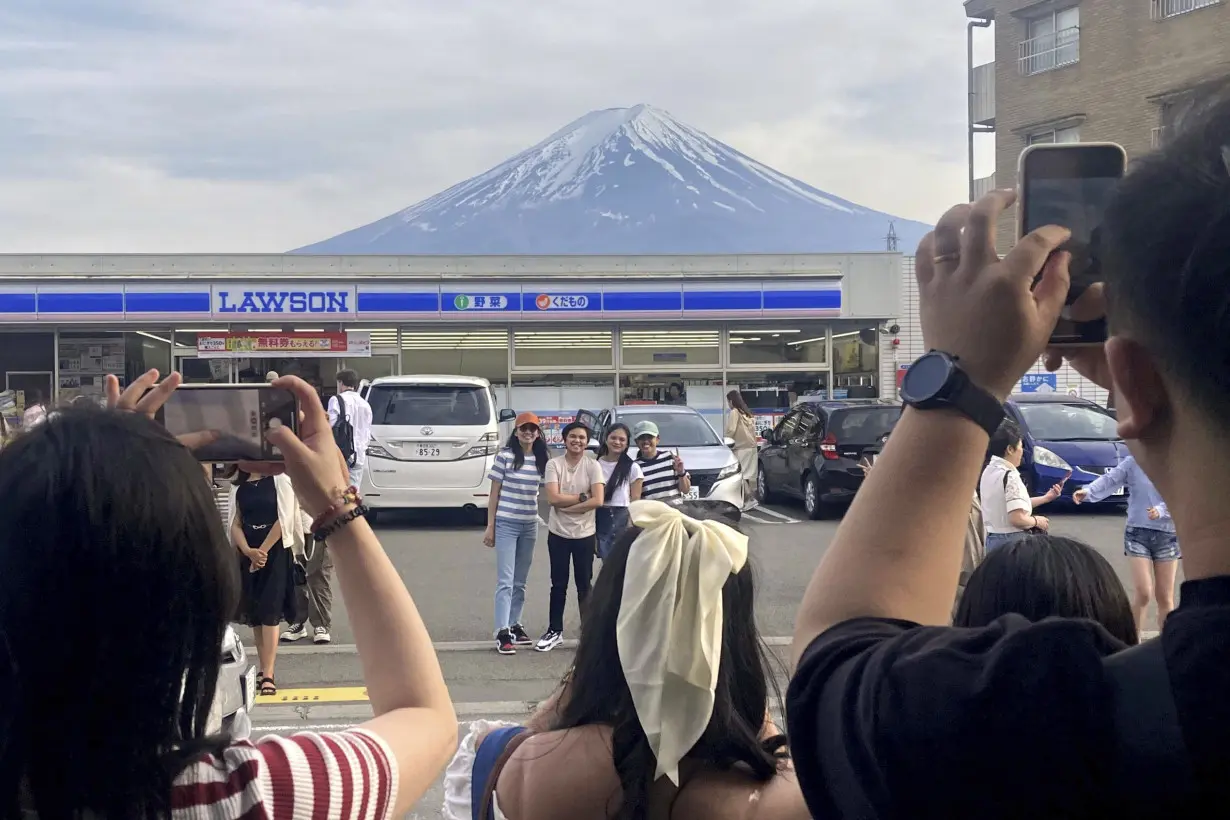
left=333, top=392, right=357, bottom=468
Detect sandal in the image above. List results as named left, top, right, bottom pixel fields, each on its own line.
left=259, top=676, right=277, bottom=696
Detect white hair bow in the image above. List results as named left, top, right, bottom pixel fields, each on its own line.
left=615, top=499, right=750, bottom=785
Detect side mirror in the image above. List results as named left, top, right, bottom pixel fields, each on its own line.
left=498, top=409, right=516, bottom=422
left=587, top=438, right=601, bottom=452
left=724, top=436, right=736, bottom=448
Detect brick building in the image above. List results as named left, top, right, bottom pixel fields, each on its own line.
left=916, top=0, right=1230, bottom=400
left=966, top=0, right=1230, bottom=249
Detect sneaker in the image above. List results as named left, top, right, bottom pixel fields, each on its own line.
left=496, top=629, right=516, bottom=655
left=313, top=626, right=332, bottom=644
left=535, top=629, right=564, bottom=652
left=280, top=623, right=309, bottom=642
left=509, top=624, right=534, bottom=646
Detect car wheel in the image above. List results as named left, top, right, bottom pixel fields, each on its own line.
left=366, top=508, right=379, bottom=525
left=756, top=463, right=776, bottom=504
left=803, top=473, right=825, bottom=520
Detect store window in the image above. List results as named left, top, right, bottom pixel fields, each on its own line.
left=618, top=372, right=725, bottom=429
left=510, top=373, right=615, bottom=445
left=1, top=331, right=55, bottom=420
left=620, top=328, right=720, bottom=367
left=832, top=327, right=880, bottom=397
left=727, top=371, right=829, bottom=438
left=728, top=323, right=828, bottom=366
left=58, top=330, right=172, bottom=403
left=513, top=329, right=613, bottom=369
left=400, top=329, right=509, bottom=403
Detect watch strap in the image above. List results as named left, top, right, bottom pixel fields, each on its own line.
left=947, top=369, right=1006, bottom=436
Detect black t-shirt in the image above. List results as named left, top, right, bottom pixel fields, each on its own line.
left=785, top=577, right=1230, bottom=819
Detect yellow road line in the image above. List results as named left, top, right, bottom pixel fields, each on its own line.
left=260, top=686, right=370, bottom=704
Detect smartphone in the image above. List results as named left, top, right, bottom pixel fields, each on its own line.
left=1017, top=142, right=1127, bottom=345
left=155, top=384, right=298, bottom=462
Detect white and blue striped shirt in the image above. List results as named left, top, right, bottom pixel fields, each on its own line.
left=488, top=448, right=543, bottom=522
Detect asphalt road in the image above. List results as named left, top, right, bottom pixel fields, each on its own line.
left=241, top=500, right=1153, bottom=818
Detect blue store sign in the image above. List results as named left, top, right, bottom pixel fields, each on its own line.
left=525, top=292, right=601, bottom=312
left=211, top=286, right=356, bottom=318
left=442, top=292, right=519, bottom=312
left=0, top=280, right=846, bottom=322
left=1019, top=373, right=1058, bottom=393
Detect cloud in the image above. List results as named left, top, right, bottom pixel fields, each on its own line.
left=0, top=0, right=980, bottom=252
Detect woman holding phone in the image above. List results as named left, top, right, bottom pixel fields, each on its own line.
left=229, top=467, right=308, bottom=696
left=0, top=369, right=457, bottom=817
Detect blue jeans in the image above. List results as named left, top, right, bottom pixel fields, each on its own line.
left=986, top=531, right=1027, bottom=552
left=493, top=517, right=538, bottom=635
left=595, top=506, right=631, bottom=560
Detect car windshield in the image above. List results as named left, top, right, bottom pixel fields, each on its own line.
left=1017, top=402, right=1119, bottom=441
left=367, top=385, right=491, bottom=426
left=617, top=411, right=722, bottom=447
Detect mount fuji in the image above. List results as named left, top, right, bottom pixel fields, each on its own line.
left=292, top=104, right=931, bottom=256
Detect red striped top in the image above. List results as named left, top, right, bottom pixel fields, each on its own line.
left=170, top=729, right=398, bottom=820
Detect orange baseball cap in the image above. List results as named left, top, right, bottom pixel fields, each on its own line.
left=515, top=412, right=541, bottom=428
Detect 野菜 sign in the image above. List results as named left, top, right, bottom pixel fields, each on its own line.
left=195, top=331, right=372, bottom=359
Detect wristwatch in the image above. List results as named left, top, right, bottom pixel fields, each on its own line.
left=578, top=493, right=589, bottom=503
left=899, top=351, right=1005, bottom=437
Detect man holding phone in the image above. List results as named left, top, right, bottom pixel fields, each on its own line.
left=283, top=368, right=372, bottom=646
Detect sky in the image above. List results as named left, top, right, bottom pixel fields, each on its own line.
left=0, top=0, right=996, bottom=254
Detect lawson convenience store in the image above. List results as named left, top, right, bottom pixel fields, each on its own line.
left=0, top=252, right=903, bottom=437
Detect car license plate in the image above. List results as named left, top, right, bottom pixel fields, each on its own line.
left=682, top=489, right=700, bottom=501
left=415, top=445, right=442, bottom=459
left=243, top=665, right=258, bottom=708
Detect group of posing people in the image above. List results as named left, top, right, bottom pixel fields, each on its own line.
left=4, top=81, right=1230, bottom=820
left=482, top=413, right=692, bottom=655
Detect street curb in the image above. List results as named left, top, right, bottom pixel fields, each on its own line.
left=253, top=635, right=794, bottom=655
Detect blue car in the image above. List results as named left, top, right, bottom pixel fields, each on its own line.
left=1004, top=393, right=1128, bottom=505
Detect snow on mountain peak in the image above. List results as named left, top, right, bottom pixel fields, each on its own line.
left=293, top=105, right=932, bottom=255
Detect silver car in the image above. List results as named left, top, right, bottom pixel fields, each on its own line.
left=588, top=405, right=745, bottom=508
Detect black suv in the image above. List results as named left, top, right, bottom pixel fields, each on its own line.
left=758, top=399, right=901, bottom=519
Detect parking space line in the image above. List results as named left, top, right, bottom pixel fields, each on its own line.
left=749, top=506, right=800, bottom=522
left=260, top=686, right=369, bottom=704
left=744, top=512, right=793, bottom=525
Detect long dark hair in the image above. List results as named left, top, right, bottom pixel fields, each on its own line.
left=551, top=504, right=787, bottom=818
left=504, top=429, right=549, bottom=477
left=955, top=534, right=1138, bottom=645
left=726, top=390, right=752, bottom=419
left=0, top=407, right=239, bottom=818
left=596, top=423, right=635, bottom=499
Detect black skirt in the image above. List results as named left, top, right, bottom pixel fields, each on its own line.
left=234, top=477, right=300, bottom=628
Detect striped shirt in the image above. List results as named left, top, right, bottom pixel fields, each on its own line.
left=171, top=729, right=398, bottom=819
left=488, top=448, right=543, bottom=522
left=638, top=451, right=682, bottom=501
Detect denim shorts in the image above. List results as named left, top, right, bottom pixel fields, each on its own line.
left=1124, top=526, right=1181, bottom=562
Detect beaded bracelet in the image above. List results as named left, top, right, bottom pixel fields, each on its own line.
left=310, top=485, right=362, bottom=533
left=314, top=503, right=370, bottom=542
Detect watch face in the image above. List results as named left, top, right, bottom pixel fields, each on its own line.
left=902, top=353, right=954, bottom=403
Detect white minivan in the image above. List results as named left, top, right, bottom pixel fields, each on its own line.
left=360, top=375, right=515, bottom=519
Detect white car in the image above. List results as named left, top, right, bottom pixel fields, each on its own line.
left=207, top=625, right=257, bottom=738
left=361, top=375, right=516, bottom=520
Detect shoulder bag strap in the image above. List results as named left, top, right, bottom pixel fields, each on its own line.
left=474, top=728, right=534, bottom=820
left=1103, top=637, right=1194, bottom=802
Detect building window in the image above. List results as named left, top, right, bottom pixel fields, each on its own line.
left=1154, top=93, right=1195, bottom=147
left=1018, top=6, right=1080, bottom=75
left=1152, top=0, right=1221, bottom=20
left=1028, top=124, right=1081, bottom=145
left=513, top=329, right=613, bottom=369
left=619, top=328, right=721, bottom=368
left=727, top=323, right=828, bottom=367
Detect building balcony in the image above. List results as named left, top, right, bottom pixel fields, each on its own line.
left=971, top=62, right=996, bottom=127
left=973, top=174, right=997, bottom=200
left=1018, top=26, right=1080, bottom=76
left=1151, top=0, right=1221, bottom=20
